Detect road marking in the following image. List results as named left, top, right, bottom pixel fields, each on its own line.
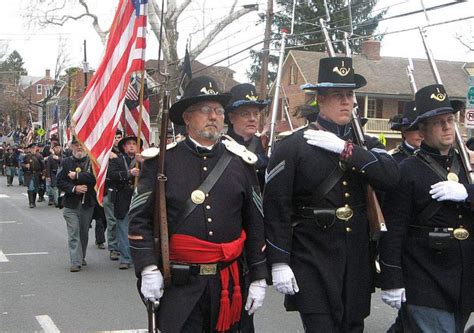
left=5, top=252, right=49, bottom=256
left=35, top=315, right=60, bottom=333
left=22, top=193, right=28, bottom=197
left=0, top=194, right=9, bottom=198
left=0, top=221, right=17, bottom=224
left=0, top=271, right=18, bottom=274
left=0, top=250, right=8, bottom=262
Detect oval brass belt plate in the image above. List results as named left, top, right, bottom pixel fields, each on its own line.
left=336, top=206, right=353, bottom=221
left=453, top=227, right=469, bottom=240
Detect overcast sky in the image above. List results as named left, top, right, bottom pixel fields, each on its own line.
left=0, top=0, right=472, bottom=83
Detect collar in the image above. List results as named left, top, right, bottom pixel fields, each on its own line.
left=420, top=142, right=454, bottom=158
left=315, top=114, right=352, bottom=140
left=188, top=135, right=216, bottom=150
left=226, top=127, right=253, bottom=146
left=401, top=141, right=416, bottom=155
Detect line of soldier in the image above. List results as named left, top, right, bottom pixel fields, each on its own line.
left=128, top=55, right=474, bottom=333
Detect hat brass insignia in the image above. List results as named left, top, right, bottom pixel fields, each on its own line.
left=246, top=91, right=258, bottom=101
left=333, top=61, right=351, bottom=77
left=430, top=88, right=446, bottom=102
left=200, top=82, right=217, bottom=95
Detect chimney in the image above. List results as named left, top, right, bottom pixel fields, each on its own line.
left=45, top=69, right=51, bottom=78
left=361, top=40, right=381, bottom=60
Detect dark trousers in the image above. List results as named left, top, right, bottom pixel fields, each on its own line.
left=402, top=304, right=469, bottom=333
left=300, top=313, right=364, bottom=333
left=94, top=218, right=107, bottom=244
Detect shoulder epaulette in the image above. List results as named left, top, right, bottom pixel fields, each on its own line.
left=388, top=147, right=400, bottom=156
left=222, top=135, right=257, bottom=165
left=140, top=141, right=179, bottom=160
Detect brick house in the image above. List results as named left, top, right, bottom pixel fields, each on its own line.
left=268, top=41, right=469, bottom=148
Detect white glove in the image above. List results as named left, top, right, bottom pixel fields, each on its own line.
left=141, top=269, right=164, bottom=301
left=271, top=263, right=299, bottom=295
left=381, top=288, right=406, bottom=310
left=429, top=181, right=468, bottom=202
left=303, top=129, right=346, bottom=154
left=245, top=279, right=267, bottom=315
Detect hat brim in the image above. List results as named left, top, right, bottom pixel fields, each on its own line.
left=225, top=99, right=270, bottom=113
left=118, top=136, right=143, bottom=154
left=169, top=94, right=233, bottom=125
left=300, top=74, right=367, bottom=91
left=412, top=107, right=456, bottom=126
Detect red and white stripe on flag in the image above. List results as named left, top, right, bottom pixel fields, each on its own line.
left=50, top=123, right=58, bottom=137
left=124, top=98, right=151, bottom=148
left=71, top=0, right=147, bottom=204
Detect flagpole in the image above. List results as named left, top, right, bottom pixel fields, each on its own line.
left=134, top=70, right=146, bottom=187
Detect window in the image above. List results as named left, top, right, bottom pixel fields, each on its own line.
left=367, top=99, right=376, bottom=118
left=289, top=65, right=298, bottom=85
left=367, top=98, right=383, bottom=118
left=36, top=84, right=42, bottom=95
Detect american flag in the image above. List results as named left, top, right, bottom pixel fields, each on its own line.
left=50, top=105, right=59, bottom=137
left=124, top=75, right=150, bottom=148
left=72, top=0, right=148, bottom=204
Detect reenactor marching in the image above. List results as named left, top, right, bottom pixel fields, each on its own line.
left=225, top=83, right=270, bottom=189
left=21, top=142, right=45, bottom=208
left=388, top=101, right=423, bottom=163
left=129, top=76, right=268, bottom=332
left=379, top=84, right=474, bottom=332
left=263, top=57, right=399, bottom=332
left=3, top=146, right=18, bottom=187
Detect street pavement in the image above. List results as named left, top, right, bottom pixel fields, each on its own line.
left=0, top=176, right=472, bottom=332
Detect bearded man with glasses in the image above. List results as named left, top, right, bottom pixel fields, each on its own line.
left=379, top=84, right=474, bottom=332
left=128, top=76, right=268, bottom=332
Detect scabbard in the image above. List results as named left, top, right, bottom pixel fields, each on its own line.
left=147, top=300, right=160, bottom=333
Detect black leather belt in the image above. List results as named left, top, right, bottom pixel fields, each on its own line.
left=408, top=225, right=471, bottom=241
left=170, top=261, right=234, bottom=276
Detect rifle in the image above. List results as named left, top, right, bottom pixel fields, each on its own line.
left=319, top=17, right=387, bottom=239
left=146, top=299, right=160, bottom=333
left=153, top=82, right=171, bottom=288
left=418, top=26, right=474, bottom=184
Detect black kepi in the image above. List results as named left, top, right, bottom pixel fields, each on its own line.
left=389, top=101, right=419, bottom=131
left=300, top=57, right=367, bottom=90
left=118, top=135, right=143, bottom=154
left=169, top=76, right=232, bottom=125
left=225, top=83, right=270, bottom=113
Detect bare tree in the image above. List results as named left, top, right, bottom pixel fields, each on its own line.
left=455, top=29, right=474, bottom=52
left=22, top=0, right=258, bottom=92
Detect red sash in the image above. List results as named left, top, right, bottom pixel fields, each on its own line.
left=170, top=230, right=246, bottom=332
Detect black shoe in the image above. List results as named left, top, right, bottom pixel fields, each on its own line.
left=82, top=259, right=87, bottom=266
left=70, top=265, right=81, bottom=272
left=37, top=196, right=45, bottom=202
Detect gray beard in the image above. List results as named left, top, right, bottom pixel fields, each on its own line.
left=198, top=129, right=220, bottom=142
left=72, top=151, right=86, bottom=159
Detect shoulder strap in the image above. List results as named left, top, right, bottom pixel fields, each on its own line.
left=247, top=136, right=259, bottom=153
left=171, top=150, right=233, bottom=235
left=311, top=157, right=345, bottom=204
left=415, top=151, right=460, bottom=222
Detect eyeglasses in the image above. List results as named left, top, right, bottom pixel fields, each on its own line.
left=426, top=116, right=456, bottom=128
left=234, top=110, right=260, bottom=119
left=194, top=106, right=225, bottom=116
left=328, top=91, right=354, bottom=101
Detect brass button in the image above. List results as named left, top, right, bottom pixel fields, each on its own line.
left=344, top=193, right=350, bottom=198
left=203, top=156, right=207, bottom=160
left=203, top=167, right=208, bottom=171
left=345, top=204, right=349, bottom=208
left=206, top=193, right=209, bottom=197
left=352, top=167, right=356, bottom=171
left=342, top=181, right=348, bottom=186
left=207, top=218, right=212, bottom=222
left=206, top=205, right=211, bottom=210
left=209, top=231, right=214, bottom=236
left=447, top=167, right=450, bottom=171
left=459, top=214, right=463, bottom=219
left=361, top=170, right=366, bottom=174
left=346, top=227, right=352, bottom=232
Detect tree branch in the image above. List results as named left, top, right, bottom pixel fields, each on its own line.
left=189, top=5, right=257, bottom=60
left=455, top=33, right=474, bottom=52
left=149, top=0, right=171, bottom=62
left=172, top=0, right=192, bottom=22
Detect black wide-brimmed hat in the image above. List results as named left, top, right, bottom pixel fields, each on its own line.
left=300, top=57, right=367, bottom=91
left=117, top=135, right=143, bottom=154
left=169, top=76, right=232, bottom=125
left=225, top=84, right=270, bottom=113
left=389, top=101, right=419, bottom=131
left=412, top=84, right=455, bottom=125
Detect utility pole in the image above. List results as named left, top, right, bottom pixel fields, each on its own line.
left=259, top=0, right=273, bottom=131
left=83, top=40, right=89, bottom=89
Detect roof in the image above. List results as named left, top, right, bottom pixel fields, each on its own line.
left=19, top=75, right=42, bottom=88
left=289, top=50, right=468, bottom=99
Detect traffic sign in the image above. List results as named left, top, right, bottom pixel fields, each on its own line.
left=464, top=109, right=474, bottom=129
left=36, top=128, right=46, bottom=137
left=468, top=86, right=474, bottom=107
